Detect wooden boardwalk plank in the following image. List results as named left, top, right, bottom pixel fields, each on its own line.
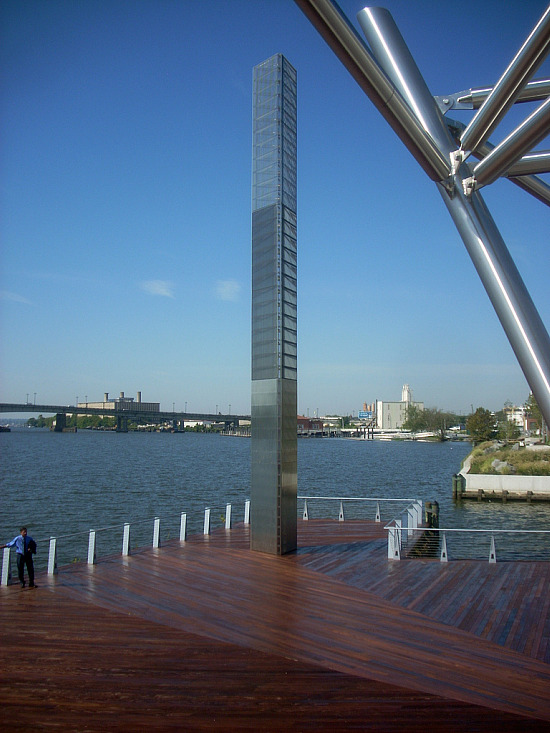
left=2, top=519, right=550, bottom=730
left=292, top=521, right=550, bottom=663
left=3, top=589, right=547, bottom=732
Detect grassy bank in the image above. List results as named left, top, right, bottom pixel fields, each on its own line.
left=468, top=442, right=550, bottom=476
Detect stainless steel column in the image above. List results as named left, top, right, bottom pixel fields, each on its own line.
left=251, top=55, right=298, bottom=554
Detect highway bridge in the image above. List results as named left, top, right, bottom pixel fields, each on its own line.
left=0, top=403, right=250, bottom=432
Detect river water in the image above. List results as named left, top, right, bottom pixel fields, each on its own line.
left=2, top=428, right=549, bottom=568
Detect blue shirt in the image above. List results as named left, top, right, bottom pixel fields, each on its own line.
left=5, top=535, right=35, bottom=555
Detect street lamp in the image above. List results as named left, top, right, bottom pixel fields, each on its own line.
left=33, top=393, right=36, bottom=406
left=185, top=401, right=187, bottom=413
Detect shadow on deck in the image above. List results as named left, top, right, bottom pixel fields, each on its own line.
left=1, top=519, right=549, bottom=731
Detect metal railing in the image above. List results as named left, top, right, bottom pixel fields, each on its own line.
left=386, top=522, right=550, bottom=562
left=298, top=496, right=421, bottom=524
left=1, top=500, right=251, bottom=585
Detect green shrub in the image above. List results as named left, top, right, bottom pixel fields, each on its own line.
left=467, top=442, right=550, bottom=475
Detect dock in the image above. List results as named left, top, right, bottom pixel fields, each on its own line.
left=1, top=519, right=550, bottom=730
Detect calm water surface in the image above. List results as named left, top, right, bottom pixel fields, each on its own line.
left=1, top=429, right=549, bottom=567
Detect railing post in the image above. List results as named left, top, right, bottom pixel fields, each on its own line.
left=338, top=501, right=345, bottom=521
left=203, top=507, right=211, bottom=535
left=388, top=527, right=400, bottom=560
left=122, top=522, right=131, bottom=556
left=1, top=547, right=12, bottom=585
left=303, top=499, right=309, bottom=520
left=395, top=519, right=402, bottom=554
left=440, top=532, right=448, bottom=562
left=489, top=534, right=497, bottom=563
left=48, top=537, right=58, bottom=575
left=408, top=505, right=416, bottom=532
left=87, top=530, right=97, bottom=565
left=400, top=510, right=410, bottom=542
left=244, top=500, right=250, bottom=525
left=375, top=502, right=381, bottom=522
left=153, top=517, right=161, bottom=548
left=180, top=512, right=187, bottom=541
left=415, top=500, right=423, bottom=527
left=225, top=503, right=232, bottom=530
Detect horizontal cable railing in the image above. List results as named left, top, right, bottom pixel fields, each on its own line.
left=1, top=500, right=251, bottom=585
left=298, top=496, right=421, bottom=524
left=386, top=522, right=550, bottom=562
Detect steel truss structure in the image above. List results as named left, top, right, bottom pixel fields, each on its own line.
left=295, top=0, right=550, bottom=428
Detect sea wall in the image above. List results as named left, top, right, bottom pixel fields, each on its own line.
left=457, top=452, right=550, bottom=499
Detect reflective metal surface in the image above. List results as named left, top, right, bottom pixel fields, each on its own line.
left=506, top=150, right=550, bottom=176
left=251, top=55, right=298, bottom=554
left=472, top=97, right=550, bottom=188
left=295, top=0, right=550, bottom=427
left=446, top=118, right=550, bottom=205
left=459, top=4, right=550, bottom=156
left=452, top=78, right=550, bottom=110
left=251, top=379, right=297, bottom=554
left=356, top=6, right=456, bottom=158
left=357, top=3, right=550, bottom=426
left=293, top=0, right=451, bottom=182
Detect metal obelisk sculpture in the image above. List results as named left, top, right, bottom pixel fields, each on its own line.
left=251, top=55, right=298, bottom=554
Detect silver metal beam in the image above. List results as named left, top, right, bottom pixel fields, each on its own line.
left=470, top=96, right=550, bottom=190
left=293, top=0, right=451, bottom=182
left=508, top=170, right=550, bottom=205
left=353, top=5, right=550, bottom=427
left=507, top=150, right=550, bottom=176
left=447, top=118, right=550, bottom=206
left=454, top=78, right=550, bottom=110
left=356, top=7, right=455, bottom=155
left=441, top=185, right=550, bottom=430
left=459, top=4, right=550, bottom=156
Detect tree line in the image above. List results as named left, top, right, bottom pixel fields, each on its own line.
left=27, top=414, right=116, bottom=429
left=402, top=393, right=543, bottom=444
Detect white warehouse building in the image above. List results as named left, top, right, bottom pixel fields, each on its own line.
left=376, top=384, right=423, bottom=430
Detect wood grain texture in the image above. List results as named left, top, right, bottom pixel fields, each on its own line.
left=1, top=519, right=549, bottom=730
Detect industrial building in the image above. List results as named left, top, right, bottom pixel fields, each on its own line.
left=79, top=391, right=160, bottom=414
left=375, top=384, right=423, bottom=430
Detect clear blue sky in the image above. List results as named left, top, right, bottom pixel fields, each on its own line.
left=1, top=0, right=548, bottom=417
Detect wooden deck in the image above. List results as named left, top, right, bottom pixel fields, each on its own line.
left=1, top=519, right=550, bottom=731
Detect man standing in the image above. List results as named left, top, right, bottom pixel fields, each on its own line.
left=1, top=527, right=36, bottom=587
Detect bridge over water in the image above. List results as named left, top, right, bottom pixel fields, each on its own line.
left=0, top=403, right=250, bottom=432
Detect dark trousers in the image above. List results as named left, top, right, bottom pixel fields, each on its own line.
left=16, top=552, right=34, bottom=585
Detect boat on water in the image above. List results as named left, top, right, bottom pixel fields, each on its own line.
left=0, top=426, right=11, bottom=432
